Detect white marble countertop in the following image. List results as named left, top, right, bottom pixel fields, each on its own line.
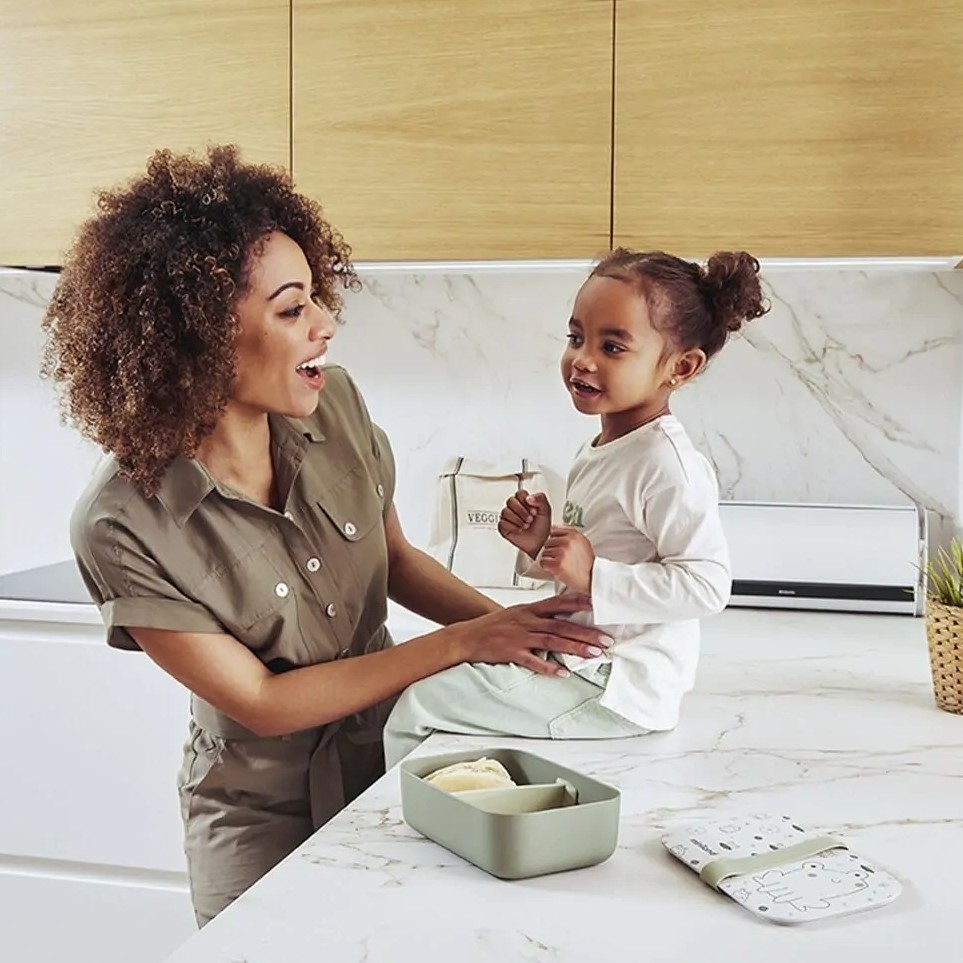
left=165, top=608, right=961, bottom=963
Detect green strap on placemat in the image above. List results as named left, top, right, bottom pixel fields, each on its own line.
left=700, top=835, right=848, bottom=889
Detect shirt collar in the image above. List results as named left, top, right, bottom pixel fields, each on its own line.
left=276, top=412, right=326, bottom=444
left=154, top=415, right=326, bottom=526
left=153, top=457, right=216, bottom=527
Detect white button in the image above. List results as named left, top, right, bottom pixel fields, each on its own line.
left=283, top=511, right=294, bottom=520
left=344, top=522, right=357, bottom=537
left=376, top=484, right=385, bottom=497
left=306, top=557, right=321, bottom=573
left=274, top=582, right=289, bottom=598
left=325, top=602, right=338, bottom=617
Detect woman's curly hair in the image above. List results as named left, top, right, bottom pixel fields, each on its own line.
left=41, top=144, right=358, bottom=495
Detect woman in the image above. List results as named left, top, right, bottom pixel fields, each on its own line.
left=42, top=145, right=608, bottom=925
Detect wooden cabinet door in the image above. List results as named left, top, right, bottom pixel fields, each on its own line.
left=0, top=1, right=289, bottom=267
left=293, top=0, right=613, bottom=261
left=615, top=0, right=963, bottom=257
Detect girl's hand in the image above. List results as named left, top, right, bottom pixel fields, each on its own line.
left=539, top=525, right=595, bottom=594
left=498, top=489, right=552, bottom=560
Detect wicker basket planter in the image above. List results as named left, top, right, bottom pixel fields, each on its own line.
left=926, top=600, right=963, bottom=714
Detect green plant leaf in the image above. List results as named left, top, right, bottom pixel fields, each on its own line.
left=925, top=538, right=963, bottom=607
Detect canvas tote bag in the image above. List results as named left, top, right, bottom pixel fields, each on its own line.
left=427, top=456, right=546, bottom=589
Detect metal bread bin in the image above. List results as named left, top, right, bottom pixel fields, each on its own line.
left=399, top=746, right=621, bottom=879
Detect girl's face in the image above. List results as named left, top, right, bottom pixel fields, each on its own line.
left=231, top=231, right=336, bottom=419
left=561, top=275, right=703, bottom=439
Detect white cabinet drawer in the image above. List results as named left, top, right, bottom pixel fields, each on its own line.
left=0, top=871, right=194, bottom=963
left=0, top=621, right=189, bottom=873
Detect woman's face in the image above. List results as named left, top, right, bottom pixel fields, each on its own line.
left=231, top=231, right=336, bottom=419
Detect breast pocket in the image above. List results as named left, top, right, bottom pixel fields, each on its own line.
left=315, top=462, right=386, bottom=546
left=314, top=461, right=389, bottom=607
left=194, top=535, right=292, bottom=635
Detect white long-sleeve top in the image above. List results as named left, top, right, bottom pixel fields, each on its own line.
left=519, top=415, right=731, bottom=731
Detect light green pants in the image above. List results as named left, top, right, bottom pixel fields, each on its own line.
left=383, top=661, right=648, bottom=769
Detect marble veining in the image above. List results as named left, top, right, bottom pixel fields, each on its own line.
left=332, top=268, right=963, bottom=550
left=163, top=609, right=963, bottom=962
left=2, top=266, right=962, bottom=580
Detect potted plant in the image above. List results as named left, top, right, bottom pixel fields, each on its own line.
left=925, top=538, right=963, bottom=714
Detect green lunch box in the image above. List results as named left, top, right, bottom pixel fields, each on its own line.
left=399, top=746, right=621, bottom=879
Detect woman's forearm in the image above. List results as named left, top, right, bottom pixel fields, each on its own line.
left=255, top=626, right=469, bottom=735
left=136, top=622, right=471, bottom=739
left=135, top=593, right=606, bottom=740
left=388, top=545, right=501, bottom=625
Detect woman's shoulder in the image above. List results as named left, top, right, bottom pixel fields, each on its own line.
left=70, top=455, right=145, bottom=556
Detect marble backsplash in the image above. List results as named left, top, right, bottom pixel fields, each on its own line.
left=2, top=265, right=962, bottom=578
left=333, top=267, right=963, bottom=552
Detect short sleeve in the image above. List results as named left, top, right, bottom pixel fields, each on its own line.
left=72, top=514, right=224, bottom=651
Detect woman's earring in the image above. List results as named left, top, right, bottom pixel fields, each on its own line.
left=669, top=377, right=678, bottom=387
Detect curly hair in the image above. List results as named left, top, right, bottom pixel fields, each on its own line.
left=41, top=144, right=358, bottom=495
left=591, top=248, right=769, bottom=360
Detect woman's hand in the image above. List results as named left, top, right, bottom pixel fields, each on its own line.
left=451, top=593, right=609, bottom=676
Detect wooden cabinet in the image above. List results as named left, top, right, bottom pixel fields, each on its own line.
left=0, top=1, right=289, bottom=267
left=614, top=0, right=963, bottom=257
left=5, top=1, right=960, bottom=266
left=292, top=0, right=613, bottom=261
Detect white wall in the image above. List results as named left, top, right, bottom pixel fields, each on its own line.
left=0, top=274, right=101, bottom=574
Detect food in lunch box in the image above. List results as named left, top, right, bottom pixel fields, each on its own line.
left=423, top=757, right=517, bottom=793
